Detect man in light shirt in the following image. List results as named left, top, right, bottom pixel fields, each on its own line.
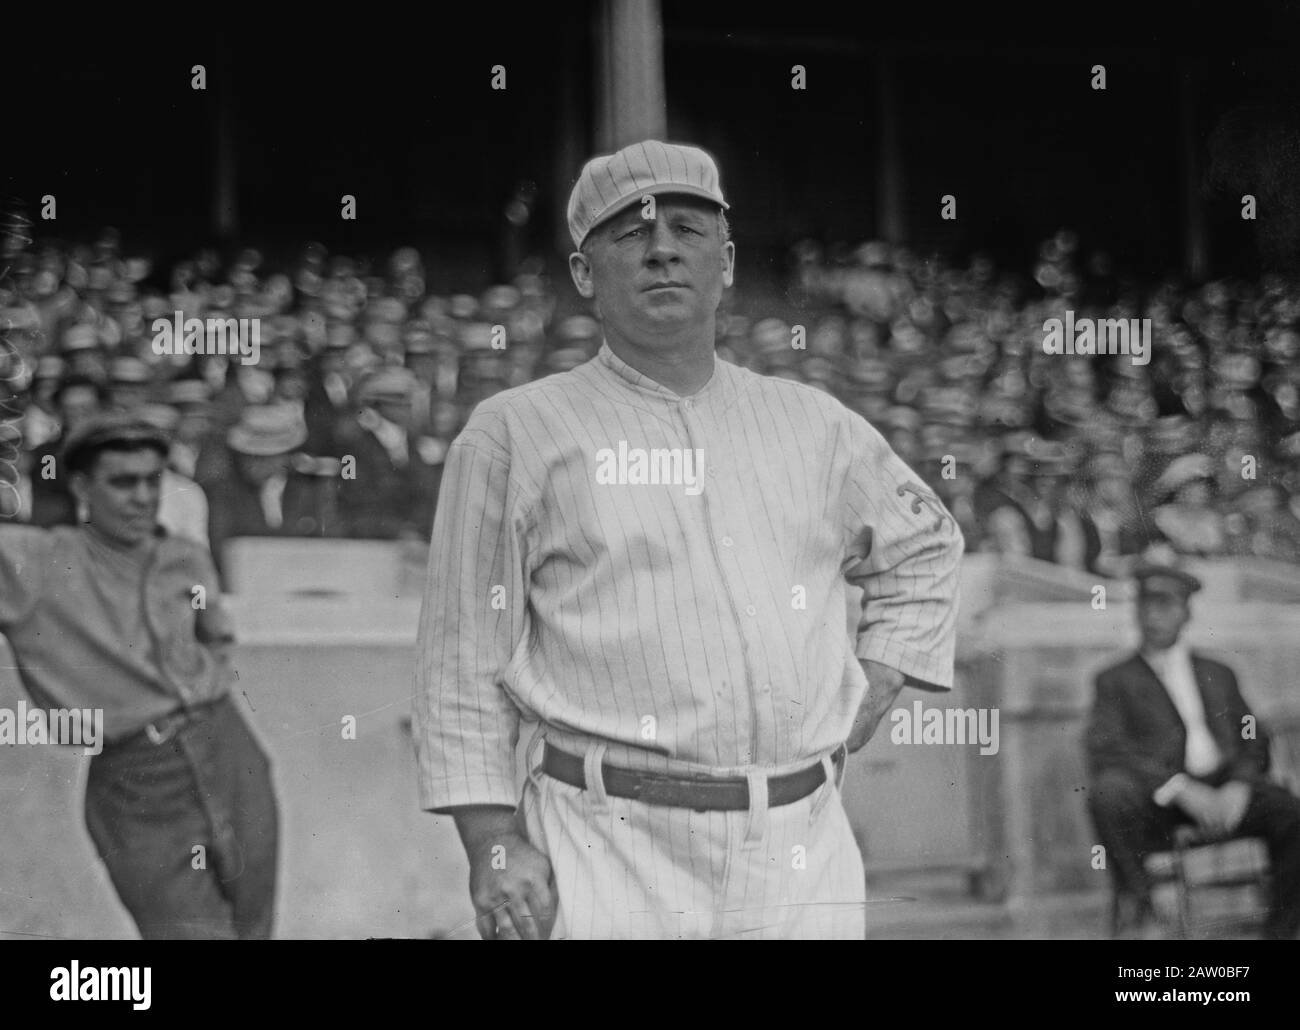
left=1086, top=553, right=1300, bottom=939
left=413, top=140, right=964, bottom=940
left=0, top=411, right=277, bottom=938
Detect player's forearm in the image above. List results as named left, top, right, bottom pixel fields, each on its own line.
left=859, top=659, right=906, bottom=710
left=447, top=804, right=522, bottom=857
left=848, top=659, right=908, bottom=751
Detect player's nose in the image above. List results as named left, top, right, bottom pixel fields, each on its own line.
left=643, top=219, right=681, bottom=264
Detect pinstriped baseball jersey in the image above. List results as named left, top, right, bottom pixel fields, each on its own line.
left=412, top=340, right=963, bottom=812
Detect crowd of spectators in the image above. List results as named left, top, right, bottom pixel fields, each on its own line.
left=3, top=225, right=1300, bottom=581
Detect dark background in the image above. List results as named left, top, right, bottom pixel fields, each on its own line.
left=6, top=2, right=1300, bottom=288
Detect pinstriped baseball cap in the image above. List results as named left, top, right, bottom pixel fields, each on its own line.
left=567, top=140, right=729, bottom=250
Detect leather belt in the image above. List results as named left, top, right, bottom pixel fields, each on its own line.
left=541, top=742, right=846, bottom=811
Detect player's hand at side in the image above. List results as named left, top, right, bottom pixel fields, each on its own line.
left=453, top=806, right=556, bottom=940
left=847, top=660, right=907, bottom=753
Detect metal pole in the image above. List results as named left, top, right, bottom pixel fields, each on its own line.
left=875, top=51, right=906, bottom=245
left=595, top=0, right=667, bottom=152
left=1180, top=59, right=1208, bottom=280
left=212, top=37, right=238, bottom=241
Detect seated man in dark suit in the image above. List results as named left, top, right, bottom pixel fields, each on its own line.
left=1086, top=554, right=1300, bottom=939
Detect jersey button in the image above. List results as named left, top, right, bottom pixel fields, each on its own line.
left=721, top=536, right=734, bottom=547
left=745, top=605, right=757, bottom=616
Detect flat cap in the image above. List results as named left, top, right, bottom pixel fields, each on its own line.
left=1133, top=545, right=1203, bottom=598
left=62, top=411, right=171, bottom=472
left=567, top=140, right=728, bottom=250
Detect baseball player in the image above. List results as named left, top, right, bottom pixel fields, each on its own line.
left=413, top=140, right=963, bottom=940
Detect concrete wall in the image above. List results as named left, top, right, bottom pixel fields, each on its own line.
left=4, top=543, right=1299, bottom=937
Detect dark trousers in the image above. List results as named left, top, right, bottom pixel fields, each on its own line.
left=84, top=695, right=279, bottom=940
left=1089, top=769, right=1300, bottom=940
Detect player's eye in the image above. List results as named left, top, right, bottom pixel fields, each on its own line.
left=618, top=226, right=645, bottom=240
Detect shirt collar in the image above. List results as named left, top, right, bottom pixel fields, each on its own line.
left=594, top=340, right=740, bottom=410
left=1142, top=640, right=1190, bottom=672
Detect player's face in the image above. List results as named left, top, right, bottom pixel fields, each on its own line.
left=571, top=197, right=734, bottom=342
left=74, top=447, right=163, bottom=545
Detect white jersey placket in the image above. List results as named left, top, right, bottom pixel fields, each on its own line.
left=678, top=391, right=764, bottom=767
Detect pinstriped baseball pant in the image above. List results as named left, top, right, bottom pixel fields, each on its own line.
left=519, top=743, right=867, bottom=940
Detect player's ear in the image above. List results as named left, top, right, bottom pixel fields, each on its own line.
left=721, top=240, right=735, bottom=290
left=568, top=251, right=596, bottom=300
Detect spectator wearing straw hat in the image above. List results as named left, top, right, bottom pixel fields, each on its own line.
left=106, top=356, right=153, bottom=413
left=335, top=367, right=443, bottom=539
left=1151, top=453, right=1227, bottom=557
left=204, top=404, right=331, bottom=574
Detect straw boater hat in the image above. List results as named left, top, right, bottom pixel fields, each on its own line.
left=226, top=404, right=308, bottom=456
left=355, top=367, right=418, bottom=407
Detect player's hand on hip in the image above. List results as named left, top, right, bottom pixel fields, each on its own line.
left=465, top=824, right=556, bottom=940
left=847, top=660, right=906, bottom=753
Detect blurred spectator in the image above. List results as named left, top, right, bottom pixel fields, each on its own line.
left=1225, top=483, right=1300, bottom=562
left=107, top=356, right=152, bottom=412
left=1151, top=454, right=1227, bottom=557
left=1080, top=451, right=1152, bottom=578
left=4, top=223, right=1300, bottom=574
left=203, top=404, right=337, bottom=576
left=137, top=403, right=211, bottom=549
left=334, top=368, right=443, bottom=540
left=29, top=375, right=105, bottom=527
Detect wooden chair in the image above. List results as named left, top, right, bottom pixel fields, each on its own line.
left=1143, top=723, right=1298, bottom=939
